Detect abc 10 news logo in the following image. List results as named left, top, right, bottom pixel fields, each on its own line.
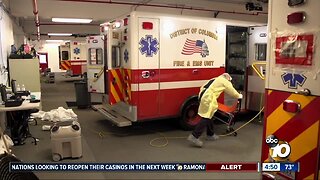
left=266, top=135, right=291, bottom=162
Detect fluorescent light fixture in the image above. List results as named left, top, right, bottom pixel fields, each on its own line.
left=48, top=33, right=72, bottom=36
left=52, top=18, right=92, bottom=23
left=46, top=40, right=64, bottom=43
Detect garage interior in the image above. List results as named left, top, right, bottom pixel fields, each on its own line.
left=12, top=73, right=263, bottom=179
left=1, top=0, right=319, bottom=179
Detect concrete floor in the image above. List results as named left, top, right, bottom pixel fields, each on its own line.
left=12, top=73, right=264, bottom=179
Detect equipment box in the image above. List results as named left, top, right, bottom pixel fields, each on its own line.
left=50, top=121, right=82, bottom=161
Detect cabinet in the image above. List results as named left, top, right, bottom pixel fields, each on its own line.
left=226, top=30, right=248, bottom=91
left=8, top=58, right=41, bottom=92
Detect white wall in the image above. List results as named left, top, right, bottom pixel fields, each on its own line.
left=13, top=22, right=27, bottom=47
left=0, top=2, right=27, bottom=86
left=0, top=6, right=14, bottom=85
left=32, top=41, right=63, bottom=72
left=42, top=43, right=62, bottom=73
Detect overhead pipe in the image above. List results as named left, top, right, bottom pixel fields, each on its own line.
left=32, top=0, right=40, bottom=41
left=56, top=0, right=267, bottom=16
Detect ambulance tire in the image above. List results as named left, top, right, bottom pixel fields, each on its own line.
left=52, top=153, right=61, bottom=162
left=180, top=98, right=201, bottom=131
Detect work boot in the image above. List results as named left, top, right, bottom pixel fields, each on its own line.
left=187, top=134, right=203, bottom=147
left=206, top=134, right=219, bottom=141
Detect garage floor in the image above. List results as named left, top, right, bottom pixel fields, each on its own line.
left=12, top=73, right=264, bottom=179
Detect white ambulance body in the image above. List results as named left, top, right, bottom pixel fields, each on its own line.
left=69, top=41, right=87, bottom=76
left=261, top=0, right=320, bottom=179
left=94, top=11, right=263, bottom=129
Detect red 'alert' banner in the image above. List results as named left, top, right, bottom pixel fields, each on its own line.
left=206, top=163, right=258, bottom=172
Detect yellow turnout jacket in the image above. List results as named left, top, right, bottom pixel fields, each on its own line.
left=198, top=75, right=240, bottom=119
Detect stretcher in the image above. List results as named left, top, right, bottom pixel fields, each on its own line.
left=213, top=99, right=241, bottom=136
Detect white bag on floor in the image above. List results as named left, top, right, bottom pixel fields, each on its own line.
left=31, top=107, right=78, bottom=122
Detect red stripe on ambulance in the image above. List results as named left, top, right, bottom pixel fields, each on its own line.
left=130, top=67, right=224, bottom=84
left=265, top=90, right=291, bottom=117
left=273, top=98, right=320, bottom=142
left=295, top=148, right=318, bottom=179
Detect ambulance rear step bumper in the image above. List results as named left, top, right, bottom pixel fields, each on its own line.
left=93, top=104, right=132, bottom=127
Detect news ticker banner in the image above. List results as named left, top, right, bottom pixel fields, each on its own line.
left=9, top=162, right=299, bottom=172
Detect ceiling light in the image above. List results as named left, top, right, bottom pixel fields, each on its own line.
left=52, top=18, right=93, bottom=23
left=48, top=33, right=72, bottom=36
left=46, top=40, right=64, bottom=43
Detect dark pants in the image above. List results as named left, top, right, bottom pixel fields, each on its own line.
left=192, top=117, right=214, bottom=139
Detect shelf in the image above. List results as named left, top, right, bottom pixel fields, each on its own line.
left=226, top=28, right=248, bottom=92
left=229, top=40, right=247, bottom=44
left=229, top=55, right=247, bottom=58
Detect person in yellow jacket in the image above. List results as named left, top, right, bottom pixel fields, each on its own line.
left=187, top=73, right=243, bottom=147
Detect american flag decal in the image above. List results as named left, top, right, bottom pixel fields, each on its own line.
left=181, top=39, right=209, bottom=57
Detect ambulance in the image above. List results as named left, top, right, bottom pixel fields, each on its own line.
left=59, top=41, right=87, bottom=77
left=91, top=11, right=265, bottom=129
left=59, top=43, right=70, bottom=71
left=261, top=0, right=320, bottom=179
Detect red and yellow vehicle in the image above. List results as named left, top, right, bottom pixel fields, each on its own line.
left=93, top=11, right=266, bottom=129
left=59, top=41, right=87, bottom=77
left=261, top=0, right=320, bottom=179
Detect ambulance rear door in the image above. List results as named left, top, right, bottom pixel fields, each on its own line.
left=87, top=35, right=105, bottom=93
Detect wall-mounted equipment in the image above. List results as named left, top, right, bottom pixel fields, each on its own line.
left=288, top=0, right=305, bottom=6
left=245, top=2, right=263, bottom=11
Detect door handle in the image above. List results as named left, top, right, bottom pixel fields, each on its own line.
left=295, top=88, right=311, bottom=96
left=142, top=71, right=150, bottom=79
left=192, top=69, right=199, bottom=74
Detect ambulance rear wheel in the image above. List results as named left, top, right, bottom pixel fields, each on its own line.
left=52, top=153, right=61, bottom=162
left=180, top=99, right=200, bottom=130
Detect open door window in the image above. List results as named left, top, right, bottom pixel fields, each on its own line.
left=112, top=46, right=121, bottom=68
left=255, top=43, right=267, bottom=61
left=89, top=48, right=103, bottom=65
left=61, top=51, right=69, bottom=60
left=108, top=45, right=123, bottom=105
